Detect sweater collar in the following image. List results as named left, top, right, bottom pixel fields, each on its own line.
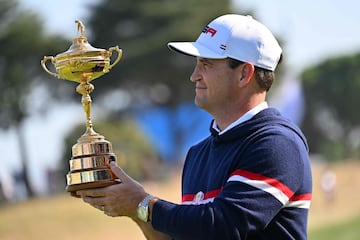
left=212, top=101, right=268, bottom=135
left=209, top=108, right=308, bottom=152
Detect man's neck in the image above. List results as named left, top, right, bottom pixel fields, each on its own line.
left=213, top=93, right=266, bottom=131
left=212, top=101, right=268, bottom=134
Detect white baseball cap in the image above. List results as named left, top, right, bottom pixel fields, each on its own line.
left=168, top=14, right=282, bottom=71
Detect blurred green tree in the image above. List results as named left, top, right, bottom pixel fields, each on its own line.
left=0, top=0, right=68, bottom=197
left=85, top=0, right=232, bottom=106
left=301, top=52, right=360, bottom=161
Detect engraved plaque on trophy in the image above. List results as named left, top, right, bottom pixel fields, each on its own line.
left=41, top=20, right=122, bottom=193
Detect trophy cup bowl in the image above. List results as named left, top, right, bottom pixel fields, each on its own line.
left=41, top=20, right=122, bottom=193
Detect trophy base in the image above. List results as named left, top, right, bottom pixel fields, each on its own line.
left=67, top=179, right=120, bottom=198
left=66, top=132, right=120, bottom=194
left=66, top=179, right=119, bottom=192
left=66, top=168, right=118, bottom=192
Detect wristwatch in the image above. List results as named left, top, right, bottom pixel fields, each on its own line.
left=137, top=194, right=155, bottom=222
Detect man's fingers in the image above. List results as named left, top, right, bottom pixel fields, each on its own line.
left=94, top=205, right=105, bottom=211
left=76, top=188, right=106, bottom=198
left=82, top=195, right=105, bottom=205
left=110, top=161, right=130, bottom=182
left=70, top=191, right=81, bottom=198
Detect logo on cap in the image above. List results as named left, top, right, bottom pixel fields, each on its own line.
left=202, top=26, right=217, bottom=37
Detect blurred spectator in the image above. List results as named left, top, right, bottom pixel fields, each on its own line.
left=320, top=168, right=337, bottom=203
left=0, top=173, right=15, bottom=202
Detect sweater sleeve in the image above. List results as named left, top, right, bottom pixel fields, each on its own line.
left=151, top=126, right=311, bottom=240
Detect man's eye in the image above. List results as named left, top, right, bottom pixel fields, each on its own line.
left=198, top=59, right=212, bottom=68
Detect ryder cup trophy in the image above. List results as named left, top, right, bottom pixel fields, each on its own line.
left=41, top=20, right=122, bottom=193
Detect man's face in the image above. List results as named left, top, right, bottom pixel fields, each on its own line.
left=190, top=57, right=240, bottom=114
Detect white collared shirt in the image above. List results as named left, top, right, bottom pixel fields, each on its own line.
left=212, top=102, right=268, bottom=135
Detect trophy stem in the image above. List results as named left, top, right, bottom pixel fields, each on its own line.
left=76, top=81, right=98, bottom=136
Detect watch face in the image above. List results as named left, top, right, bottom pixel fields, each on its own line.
left=137, top=206, right=148, bottom=221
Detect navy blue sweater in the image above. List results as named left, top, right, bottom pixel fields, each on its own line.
left=152, top=108, right=312, bottom=239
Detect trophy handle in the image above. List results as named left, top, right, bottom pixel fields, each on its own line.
left=41, top=56, right=59, bottom=78
left=108, top=46, right=123, bottom=70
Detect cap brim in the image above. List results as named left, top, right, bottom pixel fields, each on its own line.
left=167, top=42, right=226, bottom=59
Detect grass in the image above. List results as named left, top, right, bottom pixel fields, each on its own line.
left=309, top=215, right=360, bottom=240
left=0, top=194, right=145, bottom=240
left=0, top=168, right=182, bottom=240
left=0, top=162, right=359, bottom=239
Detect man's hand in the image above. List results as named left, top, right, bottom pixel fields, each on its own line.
left=76, top=161, right=148, bottom=219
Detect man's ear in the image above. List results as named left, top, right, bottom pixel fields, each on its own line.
left=238, top=62, right=255, bottom=87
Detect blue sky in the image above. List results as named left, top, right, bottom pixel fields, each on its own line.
left=234, top=0, right=360, bottom=72
left=1, top=0, right=359, bottom=194
left=19, top=0, right=360, bottom=72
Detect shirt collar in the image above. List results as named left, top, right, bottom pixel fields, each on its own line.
left=212, top=101, right=268, bottom=135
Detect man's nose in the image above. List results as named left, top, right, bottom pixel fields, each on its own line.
left=190, top=66, right=201, bottom=82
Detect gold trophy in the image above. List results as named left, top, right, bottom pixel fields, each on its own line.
left=41, top=20, right=123, bottom=193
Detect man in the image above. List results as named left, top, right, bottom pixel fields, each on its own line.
left=77, top=14, right=312, bottom=240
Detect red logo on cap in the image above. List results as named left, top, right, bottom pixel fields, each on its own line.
left=202, top=26, right=217, bottom=37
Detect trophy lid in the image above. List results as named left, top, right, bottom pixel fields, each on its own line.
left=56, top=20, right=106, bottom=58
